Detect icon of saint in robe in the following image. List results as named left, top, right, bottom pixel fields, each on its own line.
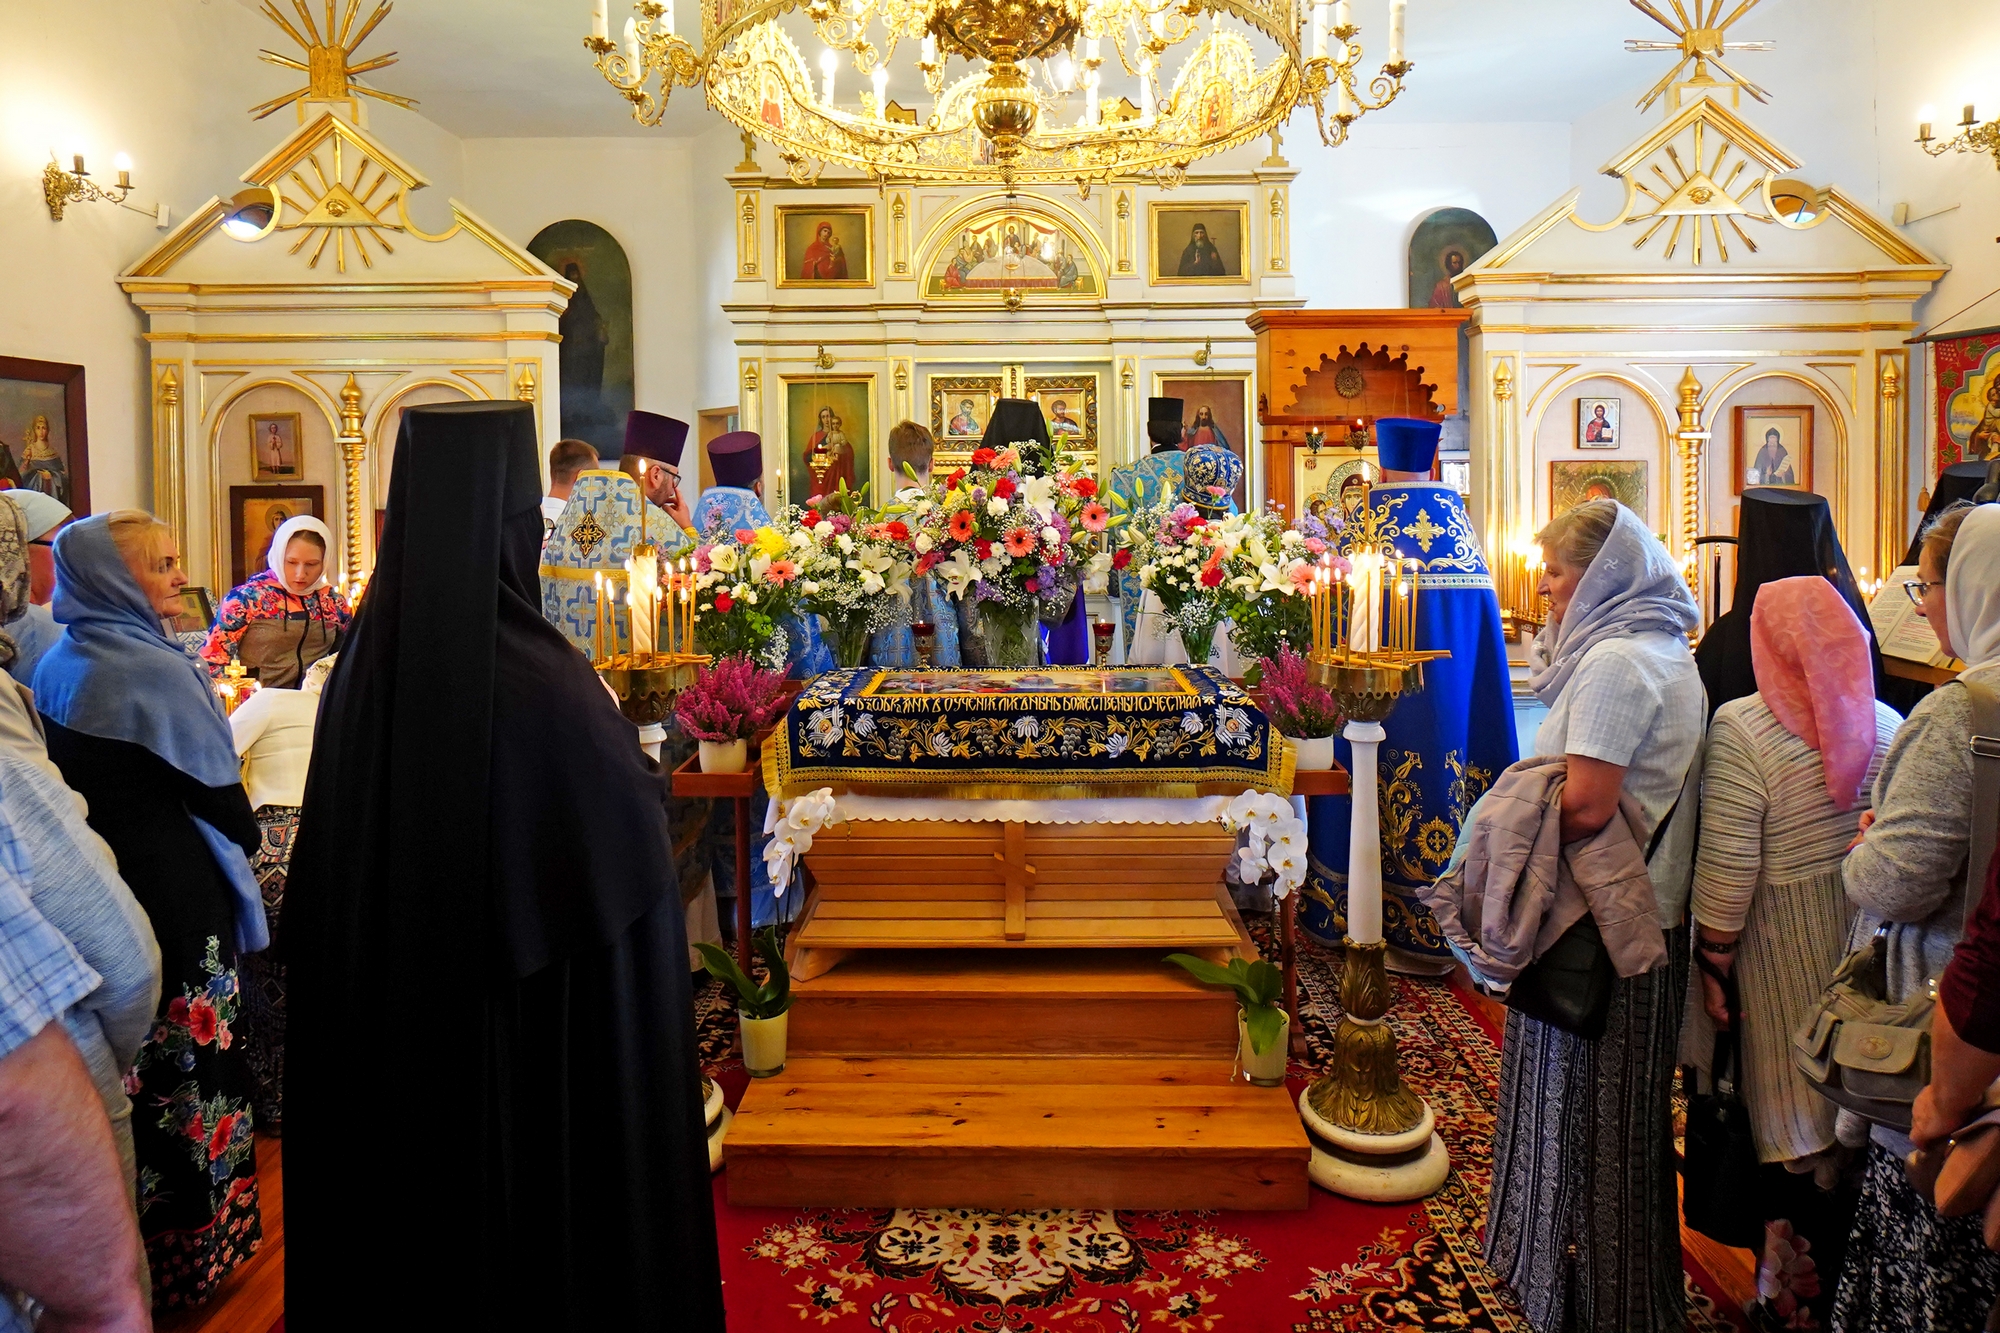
left=799, top=222, right=848, bottom=280
left=1177, top=222, right=1227, bottom=276
left=1749, top=427, right=1797, bottom=486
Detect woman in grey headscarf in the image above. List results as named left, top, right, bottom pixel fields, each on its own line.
left=1485, top=498, right=1705, bottom=1333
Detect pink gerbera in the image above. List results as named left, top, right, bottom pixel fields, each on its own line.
left=1003, top=526, right=1037, bottom=557
left=1080, top=502, right=1110, bottom=533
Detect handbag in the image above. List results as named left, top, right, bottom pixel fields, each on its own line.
left=1508, top=783, right=1685, bottom=1040
left=1791, top=676, right=2000, bottom=1131
left=1681, top=957, right=1767, bottom=1250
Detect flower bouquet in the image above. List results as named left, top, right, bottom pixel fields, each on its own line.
left=784, top=499, right=914, bottom=669
left=901, top=445, right=1111, bottom=667
left=1215, top=508, right=1337, bottom=671
left=1256, top=645, right=1344, bottom=770
left=1122, top=501, right=1231, bottom=664
left=692, top=522, right=804, bottom=670
left=674, top=653, right=790, bottom=772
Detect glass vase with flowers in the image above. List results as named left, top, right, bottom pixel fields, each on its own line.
left=783, top=484, right=914, bottom=670
left=691, top=522, right=805, bottom=672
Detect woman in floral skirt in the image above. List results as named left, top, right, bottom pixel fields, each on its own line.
left=33, top=511, right=267, bottom=1309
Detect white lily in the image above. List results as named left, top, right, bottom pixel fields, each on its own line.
left=709, top=544, right=739, bottom=574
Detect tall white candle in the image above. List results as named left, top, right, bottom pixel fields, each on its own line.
left=1332, top=0, right=1350, bottom=29
left=1139, top=60, right=1155, bottom=118
left=592, top=0, right=608, bottom=41
left=872, top=65, right=888, bottom=117
left=1336, top=74, right=1355, bottom=118
left=662, top=0, right=675, bottom=36
left=820, top=48, right=838, bottom=104
left=627, top=553, right=659, bottom=657
left=1311, top=1, right=1327, bottom=58
left=922, top=34, right=937, bottom=64
left=1345, top=718, right=1386, bottom=944
left=1085, top=69, right=1100, bottom=125
left=1388, top=0, right=1405, bottom=62
left=623, top=14, right=641, bottom=68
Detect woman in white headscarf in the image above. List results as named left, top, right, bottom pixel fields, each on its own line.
left=1829, top=500, right=2000, bottom=1331
left=199, top=514, right=350, bottom=688
left=225, top=652, right=336, bottom=1135
left=1485, top=498, right=1705, bottom=1333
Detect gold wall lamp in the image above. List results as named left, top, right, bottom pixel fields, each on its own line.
left=1918, top=104, right=2000, bottom=169
left=43, top=152, right=169, bottom=226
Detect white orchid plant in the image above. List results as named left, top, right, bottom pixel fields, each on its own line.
left=1222, top=790, right=1309, bottom=899
left=762, top=787, right=845, bottom=895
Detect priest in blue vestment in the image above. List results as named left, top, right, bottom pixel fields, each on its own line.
left=1300, top=417, right=1518, bottom=973
left=1108, top=397, right=1189, bottom=652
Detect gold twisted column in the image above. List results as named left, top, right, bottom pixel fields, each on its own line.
left=1675, top=366, right=1706, bottom=562
left=1877, top=354, right=1908, bottom=579
left=336, top=375, right=366, bottom=588
left=152, top=365, right=185, bottom=541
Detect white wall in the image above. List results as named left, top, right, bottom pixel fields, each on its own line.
left=0, top=0, right=465, bottom=515
left=1285, top=115, right=1573, bottom=308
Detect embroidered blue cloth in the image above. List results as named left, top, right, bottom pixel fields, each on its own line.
left=690, top=486, right=833, bottom=678
left=764, top=665, right=1293, bottom=800
left=1300, top=483, right=1519, bottom=960
left=34, top=517, right=268, bottom=953
left=539, top=469, right=690, bottom=659
left=868, top=571, right=962, bottom=668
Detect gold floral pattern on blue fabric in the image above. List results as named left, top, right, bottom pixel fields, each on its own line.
left=1373, top=486, right=1493, bottom=589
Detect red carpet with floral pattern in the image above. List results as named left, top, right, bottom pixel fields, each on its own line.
left=700, top=918, right=1749, bottom=1332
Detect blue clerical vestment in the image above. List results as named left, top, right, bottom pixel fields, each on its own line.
left=690, top=486, right=834, bottom=679
left=1300, top=482, right=1518, bottom=961
left=1107, top=449, right=1188, bottom=649
left=539, top=469, right=689, bottom=658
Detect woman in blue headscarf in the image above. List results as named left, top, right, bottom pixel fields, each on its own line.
left=33, top=510, right=267, bottom=1310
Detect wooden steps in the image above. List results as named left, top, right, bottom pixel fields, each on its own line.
left=728, top=948, right=1311, bottom=1211
left=727, top=1058, right=1311, bottom=1211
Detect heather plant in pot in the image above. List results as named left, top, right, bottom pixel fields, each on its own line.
left=674, top=655, right=789, bottom=772
left=1258, top=645, right=1343, bottom=770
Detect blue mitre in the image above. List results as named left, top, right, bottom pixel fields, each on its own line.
left=1178, top=442, right=1243, bottom=517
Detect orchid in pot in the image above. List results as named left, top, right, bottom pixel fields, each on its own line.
left=1164, top=953, right=1288, bottom=1086
left=694, top=928, right=792, bottom=1077
left=784, top=493, right=914, bottom=669
left=1257, top=645, right=1344, bottom=771
left=674, top=655, right=789, bottom=773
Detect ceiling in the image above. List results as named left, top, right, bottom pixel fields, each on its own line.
left=233, top=0, right=1793, bottom=141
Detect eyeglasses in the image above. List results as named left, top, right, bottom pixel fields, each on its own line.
left=1904, top=578, right=1943, bottom=606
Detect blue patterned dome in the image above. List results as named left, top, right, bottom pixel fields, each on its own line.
left=1178, top=442, right=1243, bottom=515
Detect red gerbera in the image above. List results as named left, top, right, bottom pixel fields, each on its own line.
left=187, top=998, right=219, bottom=1046
left=1071, top=477, right=1098, bottom=498
left=1003, top=526, right=1036, bottom=557
left=1112, top=548, right=1132, bottom=570
left=948, top=510, right=976, bottom=541
left=970, top=447, right=997, bottom=467
left=714, top=592, right=735, bottom=614
left=993, top=476, right=1017, bottom=500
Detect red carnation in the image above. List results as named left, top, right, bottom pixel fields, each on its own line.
left=993, top=476, right=1017, bottom=500
left=734, top=529, right=755, bottom=543
left=1200, top=566, right=1225, bottom=588
left=1071, top=477, right=1098, bottom=498
left=884, top=520, right=910, bottom=542
left=970, top=448, right=997, bottom=467
left=208, top=1113, right=238, bottom=1161
left=714, top=592, right=735, bottom=614
left=913, top=552, right=938, bottom=576
left=975, top=539, right=994, bottom=561
left=187, top=998, right=219, bottom=1046
left=804, top=508, right=823, bottom=527
left=946, top=468, right=968, bottom=489
left=1112, top=548, right=1132, bottom=570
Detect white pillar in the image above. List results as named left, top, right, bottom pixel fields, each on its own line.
left=1343, top=718, right=1384, bottom=944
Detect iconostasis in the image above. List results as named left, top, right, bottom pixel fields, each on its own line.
left=119, top=98, right=567, bottom=596
left=723, top=137, right=1298, bottom=509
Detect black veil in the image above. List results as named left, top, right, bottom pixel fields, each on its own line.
left=1695, top=486, right=1886, bottom=716
left=283, top=401, right=723, bottom=1329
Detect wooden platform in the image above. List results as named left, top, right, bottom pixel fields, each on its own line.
left=728, top=948, right=1312, bottom=1211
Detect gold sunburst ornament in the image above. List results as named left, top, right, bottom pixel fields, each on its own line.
left=250, top=0, right=417, bottom=121
left=1622, top=0, right=1772, bottom=113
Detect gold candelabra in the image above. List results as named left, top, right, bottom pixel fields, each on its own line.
left=43, top=153, right=165, bottom=225
left=1918, top=103, right=2000, bottom=169
left=1494, top=543, right=1547, bottom=639
left=584, top=0, right=1410, bottom=185
left=592, top=544, right=711, bottom=726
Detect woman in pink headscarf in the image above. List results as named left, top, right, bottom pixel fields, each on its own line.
left=1688, top=574, right=1901, bottom=1331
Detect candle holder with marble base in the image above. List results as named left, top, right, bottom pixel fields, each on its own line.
left=1298, top=650, right=1451, bottom=1201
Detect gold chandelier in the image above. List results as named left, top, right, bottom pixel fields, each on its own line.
left=586, top=0, right=1412, bottom=184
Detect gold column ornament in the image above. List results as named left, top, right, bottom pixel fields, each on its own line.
left=1115, top=191, right=1132, bottom=273
left=515, top=363, right=538, bottom=403
left=1674, top=366, right=1708, bottom=562
left=1488, top=357, right=1516, bottom=586
left=1266, top=185, right=1289, bottom=273
left=890, top=191, right=910, bottom=275
left=337, top=374, right=367, bottom=588
left=814, top=345, right=836, bottom=370
left=736, top=189, right=759, bottom=277
left=152, top=365, right=186, bottom=544
left=1877, top=353, right=1908, bottom=577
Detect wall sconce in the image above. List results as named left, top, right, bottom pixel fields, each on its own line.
left=1193, top=337, right=1213, bottom=368
left=1917, top=103, right=2000, bottom=169
left=43, top=152, right=168, bottom=226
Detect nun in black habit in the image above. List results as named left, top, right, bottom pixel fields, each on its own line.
left=1695, top=486, right=1887, bottom=717
left=282, top=401, right=724, bottom=1330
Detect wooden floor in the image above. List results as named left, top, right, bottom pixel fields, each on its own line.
left=155, top=1133, right=283, bottom=1333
